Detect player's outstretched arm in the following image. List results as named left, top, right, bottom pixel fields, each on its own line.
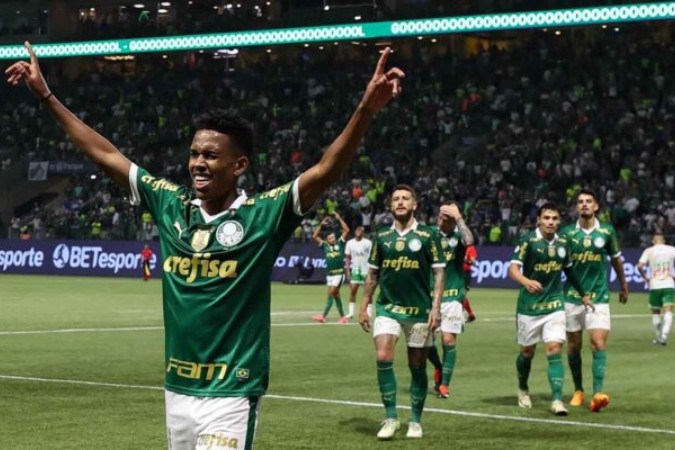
left=5, top=42, right=131, bottom=189
left=297, top=48, right=404, bottom=212
left=312, top=218, right=328, bottom=245
left=334, top=212, right=350, bottom=241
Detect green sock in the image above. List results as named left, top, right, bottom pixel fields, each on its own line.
left=441, top=345, right=457, bottom=386
left=427, top=345, right=442, bottom=371
left=334, top=297, right=345, bottom=317
left=516, top=353, right=533, bottom=391
left=409, top=364, right=427, bottom=423
left=377, top=360, right=397, bottom=419
left=568, top=351, right=584, bottom=391
left=321, top=296, right=334, bottom=317
left=592, top=351, right=607, bottom=394
left=547, top=354, right=565, bottom=401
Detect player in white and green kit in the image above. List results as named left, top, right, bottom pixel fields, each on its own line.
left=509, top=203, right=590, bottom=416
left=312, top=211, right=350, bottom=323
left=637, top=233, right=675, bottom=345
left=7, top=44, right=406, bottom=449
left=432, top=201, right=475, bottom=399
left=359, top=185, right=445, bottom=440
left=560, top=189, right=628, bottom=413
left=345, top=226, right=373, bottom=319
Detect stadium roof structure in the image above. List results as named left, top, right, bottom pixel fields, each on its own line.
left=0, top=1, right=673, bottom=59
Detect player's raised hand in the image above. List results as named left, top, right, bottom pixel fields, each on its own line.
left=439, top=204, right=463, bottom=221
left=359, top=48, right=405, bottom=115
left=5, top=41, right=51, bottom=100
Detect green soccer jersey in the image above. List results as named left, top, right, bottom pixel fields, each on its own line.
left=369, top=220, right=445, bottom=322
left=130, top=165, right=302, bottom=397
left=510, top=229, right=572, bottom=316
left=321, top=237, right=346, bottom=275
left=560, top=219, right=621, bottom=305
left=439, top=227, right=467, bottom=303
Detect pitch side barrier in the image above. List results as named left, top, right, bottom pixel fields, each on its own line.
left=0, top=240, right=648, bottom=290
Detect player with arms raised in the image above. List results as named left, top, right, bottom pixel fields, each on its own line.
left=6, top=42, right=404, bottom=449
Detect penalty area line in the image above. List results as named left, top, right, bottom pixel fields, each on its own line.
left=1, top=374, right=674, bottom=436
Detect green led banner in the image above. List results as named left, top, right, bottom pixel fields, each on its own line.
left=0, top=2, right=673, bottom=59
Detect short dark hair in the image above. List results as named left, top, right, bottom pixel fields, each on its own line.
left=577, top=188, right=598, bottom=203
left=195, top=109, right=255, bottom=157
left=392, top=184, right=416, bottom=199
left=537, top=202, right=560, bottom=217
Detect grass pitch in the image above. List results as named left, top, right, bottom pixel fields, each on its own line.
left=0, top=275, right=673, bottom=449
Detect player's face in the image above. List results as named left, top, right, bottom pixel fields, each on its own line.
left=355, top=227, right=364, bottom=239
left=188, top=129, right=249, bottom=202
left=326, top=233, right=336, bottom=245
left=436, top=213, right=455, bottom=234
left=576, top=194, right=599, bottom=219
left=537, top=209, right=560, bottom=239
left=390, top=189, right=416, bottom=223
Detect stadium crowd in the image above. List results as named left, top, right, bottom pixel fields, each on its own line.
left=2, top=26, right=674, bottom=245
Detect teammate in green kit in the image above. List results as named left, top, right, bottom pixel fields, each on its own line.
left=358, top=185, right=445, bottom=440
left=432, top=201, right=474, bottom=399
left=312, top=211, right=350, bottom=323
left=7, top=42, right=405, bottom=449
left=509, top=203, right=591, bottom=416
left=560, top=189, right=628, bottom=413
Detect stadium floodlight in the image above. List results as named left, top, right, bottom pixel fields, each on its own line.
left=0, top=2, right=673, bottom=59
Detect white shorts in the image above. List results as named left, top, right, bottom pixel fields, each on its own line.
left=326, top=274, right=344, bottom=287
left=440, top=302, right=465, bottom=335
left=373, top=315, right=433, bottom=348
left=517, top=311, right=566, bottom=346
left=565, top=303, right=611, bottom=332
left=165, top=390, right=260, bottom=450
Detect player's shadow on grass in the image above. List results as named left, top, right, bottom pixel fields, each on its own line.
left=483, top=393, right=550, bottom=406
left=341, top=417, right=381, bottom=436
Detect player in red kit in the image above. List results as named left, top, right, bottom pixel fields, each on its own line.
left=141, top=244, right=154, bottom=281
left=463, top=244, right=477, bottom=322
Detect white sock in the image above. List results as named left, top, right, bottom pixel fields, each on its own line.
left=367, top=304, right=372, bottom=318
left=348, top=302, right=355, bottom=317
left=661, top=311, right=672, bottom=342
left=652, top=314, right=663, bottom=338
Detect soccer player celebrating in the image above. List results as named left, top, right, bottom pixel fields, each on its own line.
left=509, top=203, right=590, bottom=416
left=140, top=244, right=154, bottom=281
left=434, top=201, right=474, bottom=399
left=560, top=189, right=628, bottom=412
left=7, top=42, right=404, bottom=449
left=344, top=225, right=373, bottom=319
left=312, top=212, right=350, bottom=324
left=358, top=185, right=445, bottom=440
left=637, top=233, right=675, bottom=346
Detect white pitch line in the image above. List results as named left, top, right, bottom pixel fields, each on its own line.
left=1, top=374, right=673, bottom=436
left=0, top=313, right=651, bottom=336
left=0, top=322, right=358, bottom=336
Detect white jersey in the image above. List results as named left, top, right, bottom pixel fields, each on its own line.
left=345, top=237, right=373, bottom=271
left=639, top=244, right=675, bottom=290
